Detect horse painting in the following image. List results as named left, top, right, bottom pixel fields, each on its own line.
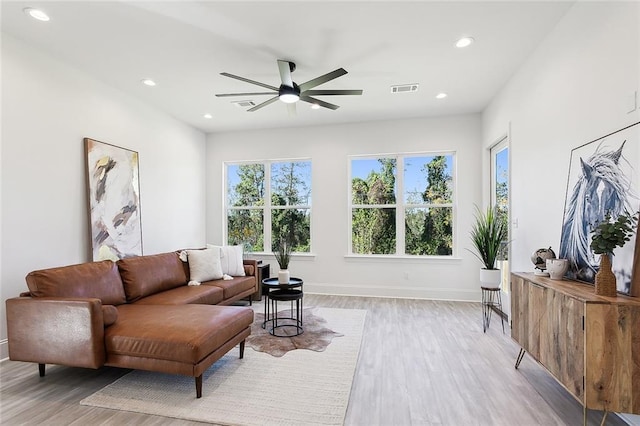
left=560, top=126, right=638, bottom=293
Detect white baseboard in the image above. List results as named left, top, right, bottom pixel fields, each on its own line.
left=304, top=282, right=479, bottom=302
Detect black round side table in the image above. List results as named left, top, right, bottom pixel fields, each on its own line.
left=261, top=277, right=304, bottom=336
left=268, top=289, right=303, bottom=337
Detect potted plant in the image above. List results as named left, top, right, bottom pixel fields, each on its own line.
left=273, top=238, right=292, bottom=284
left=590, top=211, right=638, bottom=296
left=468, top=204, right=508, bottom=288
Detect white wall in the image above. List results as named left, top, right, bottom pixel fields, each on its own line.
left=207, top=115, right=482, bottom=301
left=483, top=1, right=640, bottom=274
left=0, top=35, right=207, bottom=359
left=483, top=3, right=639, bottom=423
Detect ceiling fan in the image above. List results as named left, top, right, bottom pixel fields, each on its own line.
left=215, top=60, right=363, bottom=112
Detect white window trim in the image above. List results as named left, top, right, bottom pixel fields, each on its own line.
left=224, top=158, right=312, bottom=253
left=347, top=151, right=457, bottom=257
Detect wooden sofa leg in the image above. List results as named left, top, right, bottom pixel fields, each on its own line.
left=240, top=340, right=245, bottom=359
left=39, top=363, right=45, bottom=377
left=195, top=374, right=203, bottom=398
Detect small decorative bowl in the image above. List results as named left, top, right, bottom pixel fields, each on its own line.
left=546, top=258, right=569, bottom=280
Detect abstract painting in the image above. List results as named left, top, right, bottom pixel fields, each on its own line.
left=85, top=138, right=142, bottom=261
left=559, top=121, right=639, bottom=294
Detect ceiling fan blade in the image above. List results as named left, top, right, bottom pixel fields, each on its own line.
left=277, top=60, right=294, bottom=87
left=215, top=92, right=277, bottom=97
left=220, top=72, right=279, bottom=91
left=303, top=89, right=363, bottom=96
left=300, top=95, right=340, bottom=110
left=299, top=68, right=348, bottom=92
left=247, top=96, right=280, bottom=112
left=287, top=102, right=297, bottom=117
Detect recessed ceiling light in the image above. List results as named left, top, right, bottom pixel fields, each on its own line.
left=311, top=104, right=320, bottom=110
left=455, top=37, right=474, bottom=48
left=436, top=93, right=448, bottom=99
left=141, top=79, right=156, bottom=87
left=203, top=113, right=213, bottom=119
left=23, top=7, right=50, bottom=21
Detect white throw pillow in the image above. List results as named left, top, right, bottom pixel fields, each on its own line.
left=186, top=247, right=223, bottom=282
left=207, top=244, right=246, bottom=276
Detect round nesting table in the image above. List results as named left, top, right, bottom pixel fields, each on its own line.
left=261, top=277, right=304, bottom=337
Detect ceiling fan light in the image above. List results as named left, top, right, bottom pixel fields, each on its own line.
left=279, top=93, right=299, bottom=104
left=278, top=84, right=300, bottom=104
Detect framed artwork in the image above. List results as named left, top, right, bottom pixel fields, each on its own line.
left=85, top=138, right=142, bottom=261
left=559, top=121, right=639, bottom=294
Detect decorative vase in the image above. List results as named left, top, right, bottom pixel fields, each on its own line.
left=480, top=269, right=501, bottom=288
left=278, top=269, right=290, bottom=284
left=595, top=254, right=617, bottom=297
left=546, top=258, right=569, bottom=280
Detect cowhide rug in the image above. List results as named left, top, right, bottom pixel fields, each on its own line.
left=247, top=307, right=343, bottom=357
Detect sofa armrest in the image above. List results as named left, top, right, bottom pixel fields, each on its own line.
left=6, top=297, right=106, bottom=369
left=243, top=259, right=258, bottom=294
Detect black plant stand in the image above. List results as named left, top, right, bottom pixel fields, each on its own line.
left=481, top=286, right=504, bottom=333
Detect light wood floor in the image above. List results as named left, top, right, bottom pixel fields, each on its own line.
left=0, top=294, right=628, bottom=425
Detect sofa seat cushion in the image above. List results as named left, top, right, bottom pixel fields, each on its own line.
left=132, top=285, right=223, bottom=305
left=203, top=276, right=255, bottom=299
left=25, top=261, right=126, bottom=305
left=117, top=252, right=187, bottom=302
left=106, top=305, right=253, bottom=364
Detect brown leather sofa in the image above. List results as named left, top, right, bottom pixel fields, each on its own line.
left=5, top=251, right=257, bottom=398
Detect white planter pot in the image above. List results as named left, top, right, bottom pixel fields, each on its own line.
left=480, top=269, right=501, bottom=288
left=278, top=269, right=290, bottom=284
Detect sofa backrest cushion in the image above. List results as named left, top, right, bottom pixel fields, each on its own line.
left=25, top=261, right=127, bottom=305
left=206, top=244, right=246, bottom=276
left=117, top=252, right=187, bottom=302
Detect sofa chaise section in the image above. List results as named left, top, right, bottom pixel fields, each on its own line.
left=105, top=304, right=253, bottom=397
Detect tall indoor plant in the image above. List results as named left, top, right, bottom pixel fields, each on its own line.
left=469, top=204, right=508, bottom=288
left=273, top=238, right=292, bottom=284
left=590, top=211, right=638, bottom=296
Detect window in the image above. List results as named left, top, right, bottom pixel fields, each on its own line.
left=349, top=153, right=454, bottom=256
left=226, top=160, right=311, bottom=253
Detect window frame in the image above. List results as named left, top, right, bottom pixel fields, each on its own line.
left=348, top=151, right=456, bottom=257
left=224, top=158, right=312, bottom=254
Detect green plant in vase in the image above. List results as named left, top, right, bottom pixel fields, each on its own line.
left=590, top=211, right=638, bottom=296
left=273, top=239, right=292, bottom=284
left=468, top=204, right=508, bottom=288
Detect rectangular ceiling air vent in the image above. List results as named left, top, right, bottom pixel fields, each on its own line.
left=391, top=84, right=419, bottom=94
left=232, top=100, right=256, bottom=108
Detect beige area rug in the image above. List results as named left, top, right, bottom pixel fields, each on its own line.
left=247, top=308, right=344, bottom=357
left=80, top=308, right=367, bottom=426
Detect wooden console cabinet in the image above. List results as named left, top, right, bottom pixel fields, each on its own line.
left=511, top=272, right=640, bottom=416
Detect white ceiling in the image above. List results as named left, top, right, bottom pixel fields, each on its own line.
left=1, top=1, right=573, bottom=133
